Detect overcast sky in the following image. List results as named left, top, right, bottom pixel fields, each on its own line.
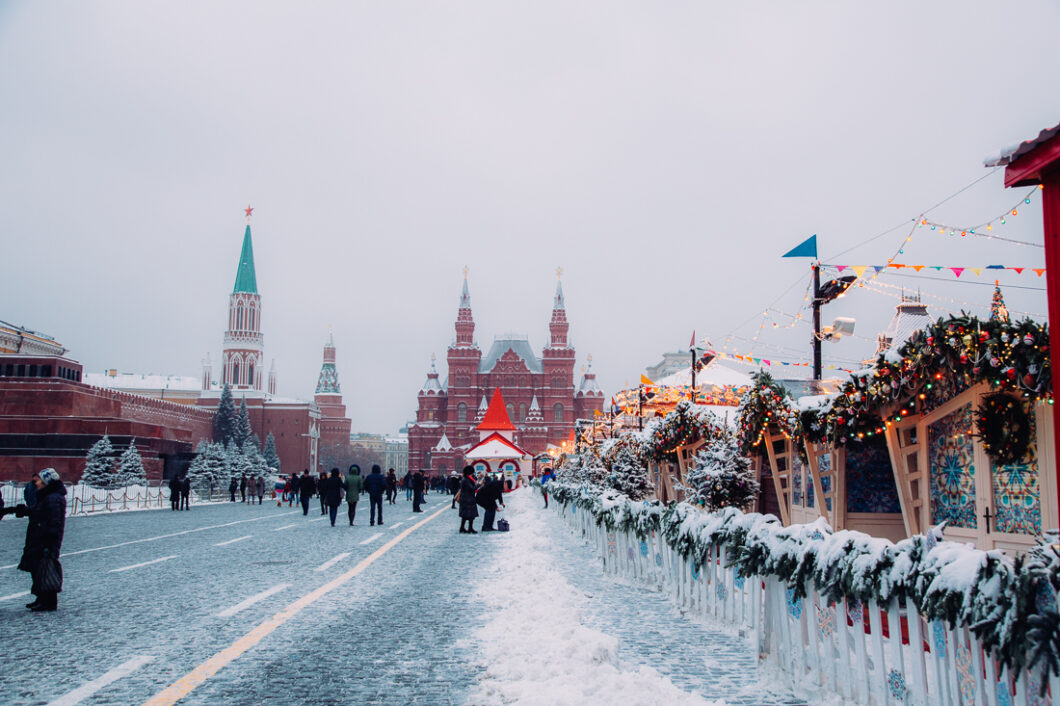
left=2, top=1, right=1059, bottom=433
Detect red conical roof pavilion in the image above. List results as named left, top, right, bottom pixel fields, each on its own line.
left=477, top=388, right=516, bottom=431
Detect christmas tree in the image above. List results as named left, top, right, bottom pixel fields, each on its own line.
left=990, top=281, right=1010, bottom=323
left=234, top=397, right=253, bottom=448
left=227, top=440, right=253, bottom=480
left=686, top=432, right=759, bottom=511
left=81, top=435, right=117, bottom=488
left=117, top=438, right=147, bottom=486
left=242, top=439, right=268, bottom=476
left=213, top=383, right=236, bottom=444
left=188, top=441, right=230, bottom=490
left=263, top=432, right=281, bottom=473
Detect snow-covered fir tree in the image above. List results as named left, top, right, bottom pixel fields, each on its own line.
left=117, top=438, right=147, bottom=486
left=686, top=432, right=759, bottom=511
left=227, top=440, right=253, bottom=480
left=605, top=434, right=653, bottom=500
left=205, top=441, right=231, bottom=489
left=186, top=441, right=211, bottom=490
left=242, top=439, right=268, bottom=476
left=213, top=383, right=237, bottom=444
left=81, top=434, right=117, bottom=489
left=234, top=397, right=253, bottom=448
left=263, top=432, right=281, bottom=473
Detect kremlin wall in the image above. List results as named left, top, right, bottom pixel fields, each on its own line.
left=0, top=215, right=353, bottom=482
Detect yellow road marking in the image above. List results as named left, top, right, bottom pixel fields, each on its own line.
left=142, top=504, right=449, bottom=705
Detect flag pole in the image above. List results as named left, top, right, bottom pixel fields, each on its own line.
left=812, top=262, right=822, bottom=380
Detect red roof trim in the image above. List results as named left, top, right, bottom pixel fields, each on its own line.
left=467, top=432, right=528, bottom=457
left=476, top=387, right=516, bottom=431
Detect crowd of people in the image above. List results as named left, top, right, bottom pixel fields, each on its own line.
left=0, top=461, right=554, bottom=613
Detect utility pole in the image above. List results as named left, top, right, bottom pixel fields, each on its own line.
left=812, top=263, right=822, bottom=381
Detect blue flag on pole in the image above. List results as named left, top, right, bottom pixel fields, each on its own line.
left=782, top=234, right=817, bottom=258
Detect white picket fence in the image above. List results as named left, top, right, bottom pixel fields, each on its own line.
left=1, top=482, right=234, bottom=517
left=558, top=503, right=1059, bottom=706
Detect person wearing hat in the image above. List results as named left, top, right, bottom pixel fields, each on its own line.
left=15, top=468, right=67, bottom=612
left=343, top=464, right=363, bottom=526
left=457, top=466, right=479, bottom=534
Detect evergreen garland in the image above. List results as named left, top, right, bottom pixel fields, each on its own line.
left=548, top=479, right=1060, bottom=684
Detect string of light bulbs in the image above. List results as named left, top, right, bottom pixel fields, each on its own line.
left=916, top=185, right=1043, bottom=246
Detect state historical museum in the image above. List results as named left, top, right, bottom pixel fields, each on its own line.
left=408, top=274, right=604, bottom=476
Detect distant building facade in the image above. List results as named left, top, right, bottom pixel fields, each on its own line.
left=407, top=274, right=604, bottom=477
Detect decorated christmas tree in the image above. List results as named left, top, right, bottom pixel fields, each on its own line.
left=81, top=434, right=117, bottom=488
left=687, top=432, right=759, bottom=511
left=263, top=432, right=281, bottom=473
left=990, top=280, right=1010, bottom=323
left=117, top=438, right=147, bottom=486
left=213, top=383, right=236, bottom=444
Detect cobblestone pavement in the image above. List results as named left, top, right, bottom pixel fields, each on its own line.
left=0, top=490, right=806, bottom=705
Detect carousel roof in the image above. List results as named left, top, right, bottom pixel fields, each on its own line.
left=465, top=432, right=529, bottom=459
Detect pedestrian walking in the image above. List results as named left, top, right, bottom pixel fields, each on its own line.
left=14, top=468, right=66, bottom=612
left=288, top=473, right=299, bottom=507
left=447, top=473, right=460, bottom=508
left=403, top=471, right=413, bottom=501
left=229, top=477, right=238, bottom=502
left=477, top=474, right=505, bottom=531
left=457, top=466, right=479, bottom=534
left=255, top=475, right=266, bottom=505
left=412, top=470, right=425, bottom=513
left=386, top=469, right=398, bottom=504
left=540, top=467, right=553, bottom=509
left=364, top=464, right=386, bottom=526
left=180, top=474, right=191, bottom=510
left=168, top=475, right=181, bottom=511
left=323, top=468, right=344, bottom=526
left=240, top=474, right=248, bottom=503
left=298, top=469, right=315, bottom=516
left=317, top=472, right=328, bottom=515
left=344, top=464, right=363, bottom=525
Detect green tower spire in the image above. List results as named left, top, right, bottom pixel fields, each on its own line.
left=233, top=224, right=258, bottom=294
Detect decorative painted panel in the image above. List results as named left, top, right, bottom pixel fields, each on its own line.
left=846, top=439, right=901, bottom=513
left=817, top=453, right=832, bottom=512
left=991, top=408, right=1041, bottom=535
left=928, top=404, right=977, bottom=529
left=791, top=453, right=803, bottom=507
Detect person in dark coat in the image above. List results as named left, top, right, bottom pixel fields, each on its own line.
left=168, top=475, right=181, bottom=511
left=412, top=470, right=425, bottom=513
left=363, top=464, right=386, bottom=526
left=477, top=474, right=506, bottom=531
left=240, top=474, right=248, bottom=503
left=385, top=469, right=398, bottom=504
left=323, top=468, right=344, bottom=526
left=457, top=466, right=479, bottom=534
left=317, top=473, right=328, bottom=515
left=298, top=469, right=315, bottom=516
left=229, top=477, right=238, bottom=502
left=181, top=470, right=191, bottom=508
left=16, top=468, right=67, bottom=611
left=402, top=471, right=413, bottom=501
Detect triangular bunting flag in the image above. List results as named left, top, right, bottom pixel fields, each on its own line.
left=835, top=265, right=848, bottom=273
left=851, top=266, right=868, bottom=278
left=911, top=265, right=924, bottom=272
left=950, top=267, right=965, bottom=278
left=763, top=360, right=771, bottom=366
left=987, top=265, right=1005, bottom=270
left=970, top=268, right=983, bottom=276
left=782, top=234, right=818, bottom=258
left=1033, top=268, right=1046, bottom=277
left=1011, top=267, right=1025, bottom=274
left=889, top=263, right=906, bottom=269
left=932, top=266, right=944, bottom=271
left=873, top=266, right=886, bottom=274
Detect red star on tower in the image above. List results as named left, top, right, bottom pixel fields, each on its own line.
left=244, top=204, right=253, bottom=222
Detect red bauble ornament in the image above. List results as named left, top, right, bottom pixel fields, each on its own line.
left=1006, top=368, right=1017, bottom=380
left=1024, top=374, right=1036, bottom=387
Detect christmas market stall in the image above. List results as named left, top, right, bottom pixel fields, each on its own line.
left=737, top=308, right=1057, bottom=552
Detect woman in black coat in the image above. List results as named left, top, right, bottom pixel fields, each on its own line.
left=324, top=468, right=344, bottom=526
left=457, top=466, right=479, bottom=534
left=18, top=468, right=67, bottom=612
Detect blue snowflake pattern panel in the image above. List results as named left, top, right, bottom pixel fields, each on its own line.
left=929, top=404, right=977, bottom=529
left=991, top=406, right=1041, bottom=535
left=846, top=439, right=901, bottom=514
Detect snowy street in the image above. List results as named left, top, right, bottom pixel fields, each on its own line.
left=0, top=490, right=803, bottom=705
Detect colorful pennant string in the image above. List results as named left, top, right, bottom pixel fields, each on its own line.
left=822, top=264, right=1044, bottom=278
